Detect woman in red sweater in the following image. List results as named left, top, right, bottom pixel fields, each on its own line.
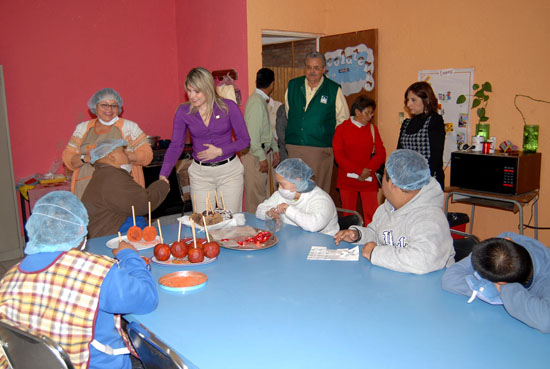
left=333, top=96, right=386, bottom=225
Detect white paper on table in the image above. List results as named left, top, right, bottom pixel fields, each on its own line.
left=307, top=246, right=359, bottom=261
left=346, top=173, right=372, bottom=182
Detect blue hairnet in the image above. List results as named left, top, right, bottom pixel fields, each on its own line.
left=275, top=158, right=316, bottom=193
left=90, top=139, right=127, bottom=164
left=386, top=149, right=431, bottom=190
left=88, top=88, right=123, bottom=115
left=24, top=191, right=88, bottom=255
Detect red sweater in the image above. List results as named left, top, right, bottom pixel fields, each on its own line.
left=333, top=119, right=386, bottom=191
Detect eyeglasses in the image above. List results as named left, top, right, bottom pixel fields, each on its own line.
left=98, top=103, right=119, bottom=110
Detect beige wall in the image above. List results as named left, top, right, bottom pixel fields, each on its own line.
left=247, top=0, right=550, bottom=243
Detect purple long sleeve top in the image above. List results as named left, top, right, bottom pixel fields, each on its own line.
left=160, top=99, right=250, bottom=177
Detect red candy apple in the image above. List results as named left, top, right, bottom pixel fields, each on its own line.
left=187, top=247, right=205, bottom=263
left=171, top=241, right=189, bottom=259
left=203, top=241, right=220, bottom=259
left=153, top=243, right=171, bottom=261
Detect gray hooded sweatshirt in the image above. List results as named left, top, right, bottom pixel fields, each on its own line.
left=352, top=177, right=455, bottom=274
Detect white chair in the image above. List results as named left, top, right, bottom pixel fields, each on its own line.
left=126, top=321, right=192, bottom=369
left=0, top=319, right=74, bottom=369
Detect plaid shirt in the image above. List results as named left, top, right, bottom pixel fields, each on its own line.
left=0, top=249, right=115, bottom=369
left=399, top=115, right=433, bottom=162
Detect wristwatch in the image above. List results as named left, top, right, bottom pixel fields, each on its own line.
left=80, top=154, right=86, bottom=164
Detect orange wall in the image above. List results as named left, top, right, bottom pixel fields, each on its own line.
left=247, top=0, right=550, bottom=243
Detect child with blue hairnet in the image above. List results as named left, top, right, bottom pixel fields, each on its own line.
left=334, top=149, right=454, bottom=274
left=0, top=191, right=157, bottom=369
left=442, top=232, right=550, bottom=333
left=255, top=158, right=339, bottom=236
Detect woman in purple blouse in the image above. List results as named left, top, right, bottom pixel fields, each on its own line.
left=160, top=67, right=250, bottom=213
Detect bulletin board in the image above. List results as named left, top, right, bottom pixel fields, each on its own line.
left=418, top=68, right=474, bottom=165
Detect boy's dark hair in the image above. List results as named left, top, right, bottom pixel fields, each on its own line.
left=351, top=95, right=376, bottom=116
left=256, top=68, right=275, bottom=89
left=471, top=238, right=533, bottom=285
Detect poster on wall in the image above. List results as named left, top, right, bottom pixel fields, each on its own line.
left=418, top=68, right=474, bottom=165
left=320, top=29, right=378, bottom=114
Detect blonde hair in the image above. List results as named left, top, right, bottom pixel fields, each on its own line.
left=185, top=67, right=228, bottom=115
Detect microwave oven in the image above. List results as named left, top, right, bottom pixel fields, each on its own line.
left=450, top=151, right=541, bottom=195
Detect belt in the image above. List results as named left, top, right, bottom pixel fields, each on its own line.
left=194, top=154, right=236, bottom=167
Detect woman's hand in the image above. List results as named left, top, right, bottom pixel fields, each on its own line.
left=126, top=150, right=138, bottom=163
left=159, top=175, right=169, bottom=184
left=358, top=168, right=372, bottom=182
left=197, top=144, right=223, bottom=161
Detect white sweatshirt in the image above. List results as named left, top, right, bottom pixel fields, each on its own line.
left=352, top=178, right=455, bottom=274
left=256, top=186, right=340, bottom=236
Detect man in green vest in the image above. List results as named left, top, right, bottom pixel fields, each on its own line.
left=285, top=51, right=350, bottom=193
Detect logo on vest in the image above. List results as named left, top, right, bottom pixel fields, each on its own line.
left=382, top=230, right=408, bottom=248
left=320, top=95, right=328, bottom=104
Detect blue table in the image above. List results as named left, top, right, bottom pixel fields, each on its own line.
left=88, top=214, right=549, bottom=369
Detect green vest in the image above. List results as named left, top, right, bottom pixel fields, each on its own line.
left=286, top=76, right=340, bottom=148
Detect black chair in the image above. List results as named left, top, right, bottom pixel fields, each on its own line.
left=127, top=321, right=192, bottom=369
left=451, top=229, right=480, bottom=262
left=336, top=207, right=364, bottom=230
left=0, top=319, right=74, bottom=369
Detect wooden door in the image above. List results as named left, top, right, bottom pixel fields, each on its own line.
left=320, top=29, right=378, bottom=120
left=320, top=29, right=379, bottom=212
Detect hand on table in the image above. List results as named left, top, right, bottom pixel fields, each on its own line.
left=265, top=208, right=281, bottom=225
left=362, top=242, right=376, bottom=260
left=197, top=144, right=222, bottom=161
left=334, top=229, right=359, bottom=245
left=113, top=241, right=138, bottom=257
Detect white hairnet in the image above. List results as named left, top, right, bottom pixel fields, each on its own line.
left=24, top=191, right=88, bottom=255
left=386, top=149, right=431, bottom=190
left=90, top=139, right=127, bottom=164
left=88, top=88, right=123, bottom=115
left=275, top=158, right=316, bottom=193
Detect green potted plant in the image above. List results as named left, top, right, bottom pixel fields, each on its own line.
left=456, top=81, right=492, bottom=139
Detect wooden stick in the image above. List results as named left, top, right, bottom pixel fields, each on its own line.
left=205, top=193, right=209, bottom=214
left=177, top=220, right=182, bottom=242
left=193, top=193, right=197, bottom=213
left=220, top=191, right=226, bottom=210
left=190, top=219, right=197, bottom=248
left=148, top=201, right=152, bottom=227
left=214, top=190, right=220, bottom=209
left=131, top=206, right=136, bottom=226
left=157, top=219, right=164, bottom=244
left=118, top=231, right=122, bottom=243
left=202, top=215, right=211, bottom=242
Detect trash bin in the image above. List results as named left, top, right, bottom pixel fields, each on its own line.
left=447, top=212, right=469, bottom=239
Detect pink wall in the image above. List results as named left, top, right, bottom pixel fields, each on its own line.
left=0, top=0, right=180, bottom=179
left=174, top=0, right=249, bottom=105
